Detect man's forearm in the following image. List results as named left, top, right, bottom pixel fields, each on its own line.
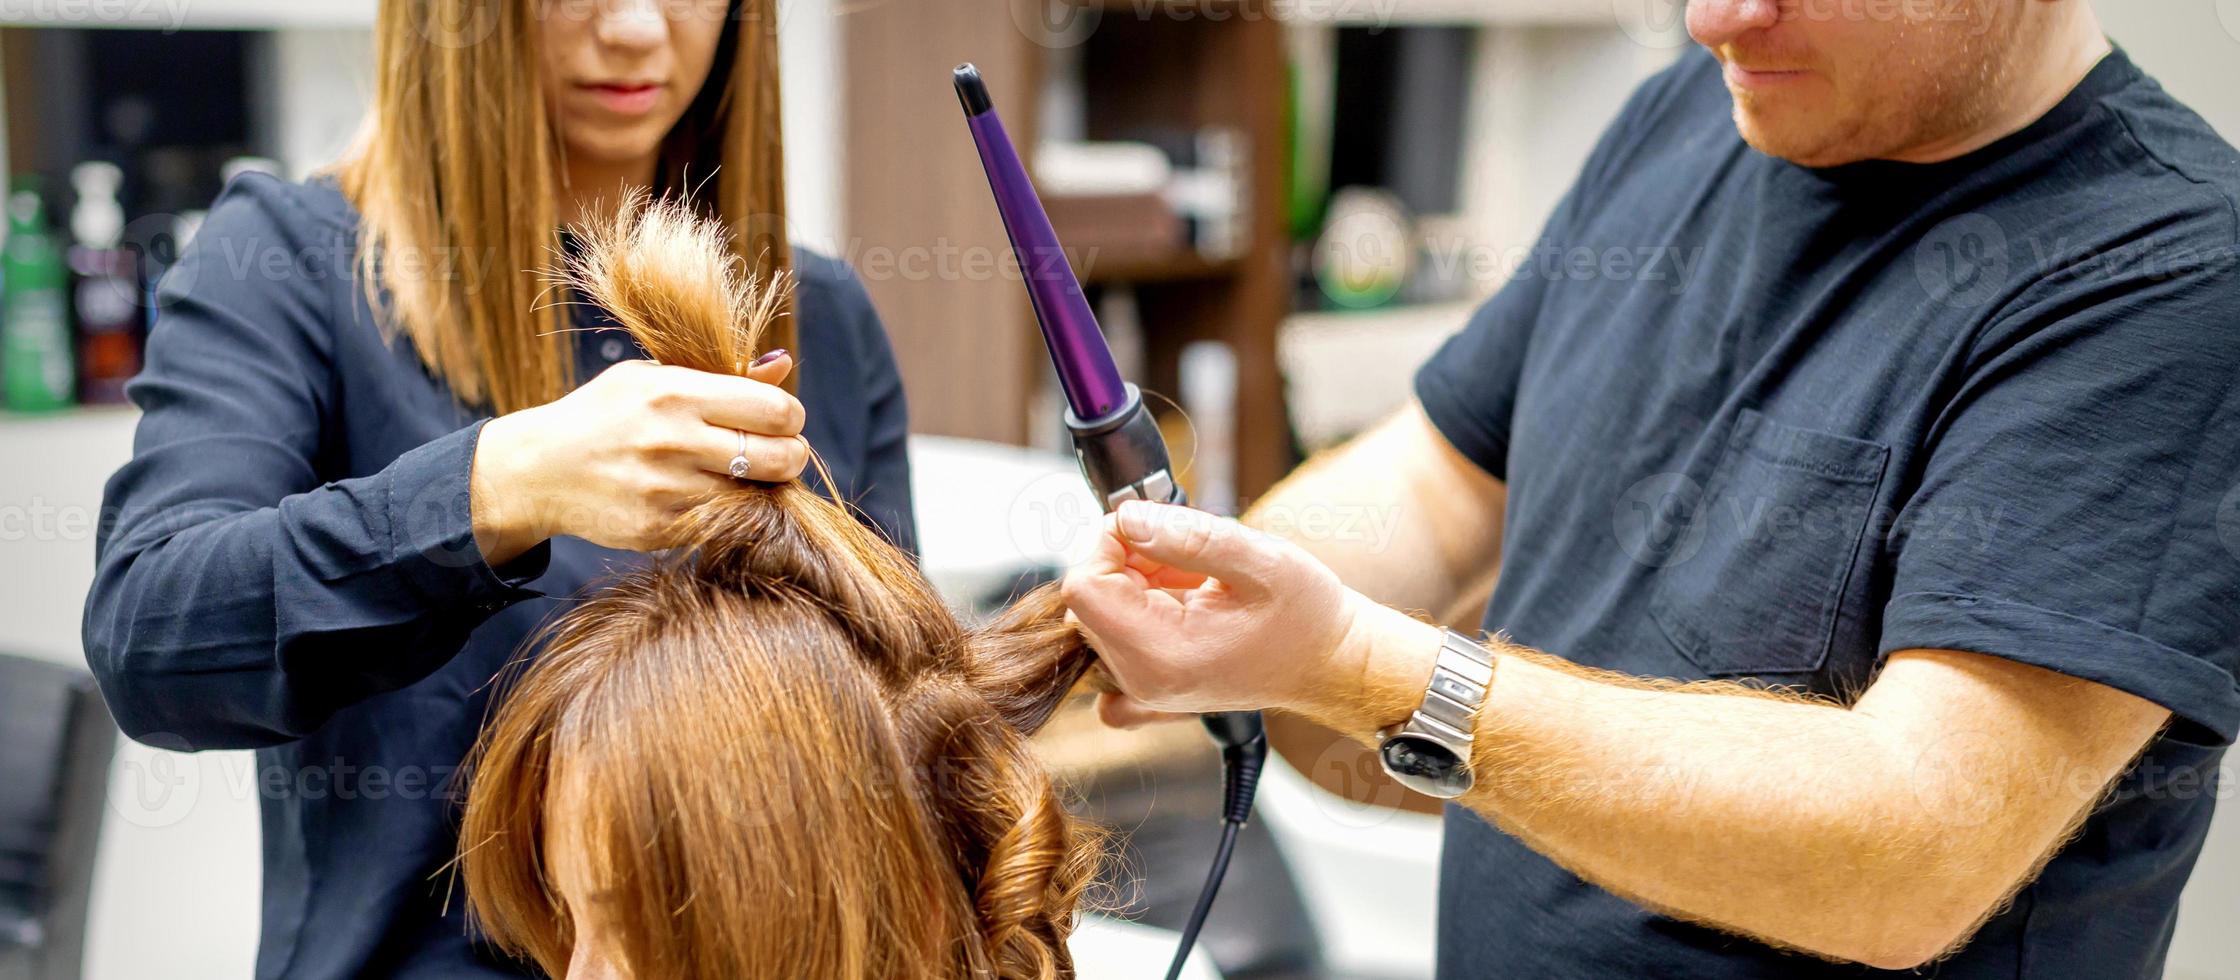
left=1244, top=403, right=1504, bottom=625
left=1452, top=647, right=1966, bottom=968
left=1311, top=606, right=2157, bottom=969
left=1065, top=429, right=2156, bottom=967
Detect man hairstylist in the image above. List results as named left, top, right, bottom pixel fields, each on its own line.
left=1064, top=0, right=2240, bottom=974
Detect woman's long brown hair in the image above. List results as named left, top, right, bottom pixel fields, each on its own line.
left=459, top=197, right=1100, bottom=979
left=333, top=0, right=793, bottom=414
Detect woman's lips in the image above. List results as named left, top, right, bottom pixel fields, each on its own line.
left=581, top=82, right=663, bottom=115
left=1723, top=62, right=1811, bottom=90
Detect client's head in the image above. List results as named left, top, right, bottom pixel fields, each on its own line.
left=459, top=196, right=1099, bottom=980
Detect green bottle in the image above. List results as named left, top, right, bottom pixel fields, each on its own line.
left=4, top=184, right=75, bottom=411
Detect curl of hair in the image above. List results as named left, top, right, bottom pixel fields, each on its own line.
left=459, top=194, right=1102, bottom=979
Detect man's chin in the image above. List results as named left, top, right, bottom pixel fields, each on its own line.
left=1732, top=110, right=1864, bottom=168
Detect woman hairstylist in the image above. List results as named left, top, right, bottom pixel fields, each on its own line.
left=82, top=1, right=912, bottom=976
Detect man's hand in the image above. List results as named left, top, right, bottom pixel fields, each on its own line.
left=1060, top=503, right=2172, bottom=968
left=1062, top=500, right=1441, bottom=730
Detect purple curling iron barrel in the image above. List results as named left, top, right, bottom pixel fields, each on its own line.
left=954, top=64, right=1176, bottom=510
left=955, top=63, right=1266, bottom=980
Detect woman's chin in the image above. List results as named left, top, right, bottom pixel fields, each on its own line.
left=559, top=132, right=672, bottom=174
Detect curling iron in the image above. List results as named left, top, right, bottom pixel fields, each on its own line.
left=954, top=63, right=1268, bottom=980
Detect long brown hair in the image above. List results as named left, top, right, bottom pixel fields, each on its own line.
left=334, top=0, right=793, bottom=413
left=459, top=197, right=1100, bottom=979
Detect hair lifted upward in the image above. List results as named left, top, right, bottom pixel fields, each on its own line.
left=459, top=195, right=1100, bottom=979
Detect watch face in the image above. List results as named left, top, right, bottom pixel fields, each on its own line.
left=1380, top=734, right=1472, bottom=798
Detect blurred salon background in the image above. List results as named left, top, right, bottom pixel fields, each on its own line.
left=0, top=2, right=2235, bottom=978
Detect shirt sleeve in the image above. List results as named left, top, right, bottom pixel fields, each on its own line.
left=1412, top=264, right=1551, bottom=482
left=82, top=175, right=549, bottom=750
left=1412, top=54, right=1704, bottom=481
left=1878, top=255, right=2240, bottom=744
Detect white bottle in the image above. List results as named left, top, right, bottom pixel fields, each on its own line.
left=1179, top=340, right=1238, bottom=516
left=71, top=161, right=142, bottom=404
left=71, top=161, right=125, bottom=249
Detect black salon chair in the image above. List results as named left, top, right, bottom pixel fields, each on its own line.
left=0, top=654, right=116, bottom=980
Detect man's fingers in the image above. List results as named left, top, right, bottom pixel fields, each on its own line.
left=1126, top=550, right=1211, bottom=590
left=1061, top=530, right=1160, bottom=637
left=1062, top=608, right=1107, bottom=655
left=1097, top=691, right=1197, bottom=730
left=1111, top=501, right=1280, bottom=598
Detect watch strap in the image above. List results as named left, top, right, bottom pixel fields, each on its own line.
left=1408, top=629, right=1494, bottom=744
left=1379, top=629, right=1495, bottom=760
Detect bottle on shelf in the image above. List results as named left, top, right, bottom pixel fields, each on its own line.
left=70, top=161, right=144, bottom=405
left=1179, top=339, right=1238, bottom=516
left=3, top=182, right=76, bottom=412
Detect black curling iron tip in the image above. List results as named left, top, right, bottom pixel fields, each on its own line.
left=953, top=63, right=993, bottom=117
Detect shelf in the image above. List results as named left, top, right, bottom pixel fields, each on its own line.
left=0, top=402, right=137, bottom=667
left=0, top=0, right=1637, bottom=32
left=0, top=0, right=374, bottom=30
left=1284, top=297, right=1477, bottom=332
left=1076, top=249, right=1240, bottom=285
left=0, top=402, right=139, bottom=428
left=1279, top=0, right=1645, bottom=26
left=1064, top=0, right=1253, bottom=12
left=1058, top=0, right=1630, bottom=25
left=1280, top=299, right=1474, bottom=448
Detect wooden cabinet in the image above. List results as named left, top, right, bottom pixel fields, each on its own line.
left=840, top=0, right=1293, bottom=501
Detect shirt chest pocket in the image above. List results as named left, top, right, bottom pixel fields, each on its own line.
left=1649, top=409, right=1890, bottom=677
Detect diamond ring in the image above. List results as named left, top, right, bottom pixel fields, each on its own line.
left=728, top=430, right=753, bottom=480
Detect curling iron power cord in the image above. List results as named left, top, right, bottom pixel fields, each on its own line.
left=1162, top=725, right=1268, bottom=980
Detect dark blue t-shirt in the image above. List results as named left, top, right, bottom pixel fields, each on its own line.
left=1416, top=48, right=2240, bottom=977
left=84, top=173, right=916, bottom=979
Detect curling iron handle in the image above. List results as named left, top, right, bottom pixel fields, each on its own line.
left=1202, top=710, right=1264, bottom=749
left=1134, top=489, right=1266, bottom=763
left=1067, top=387, right=1268, bottom=769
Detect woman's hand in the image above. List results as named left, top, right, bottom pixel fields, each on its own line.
left=469, top=353, right=804, bottom=563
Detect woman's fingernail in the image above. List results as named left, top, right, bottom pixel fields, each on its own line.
left=750, top=348, right=789, bottom=368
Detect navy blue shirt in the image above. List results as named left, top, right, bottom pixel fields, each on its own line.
left=1417, top=49, right=2240, bottom=977
left=83, top=173, right=916, bottom=978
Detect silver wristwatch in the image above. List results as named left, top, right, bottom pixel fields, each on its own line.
left=1376, top=629, right=1495, bottom=799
